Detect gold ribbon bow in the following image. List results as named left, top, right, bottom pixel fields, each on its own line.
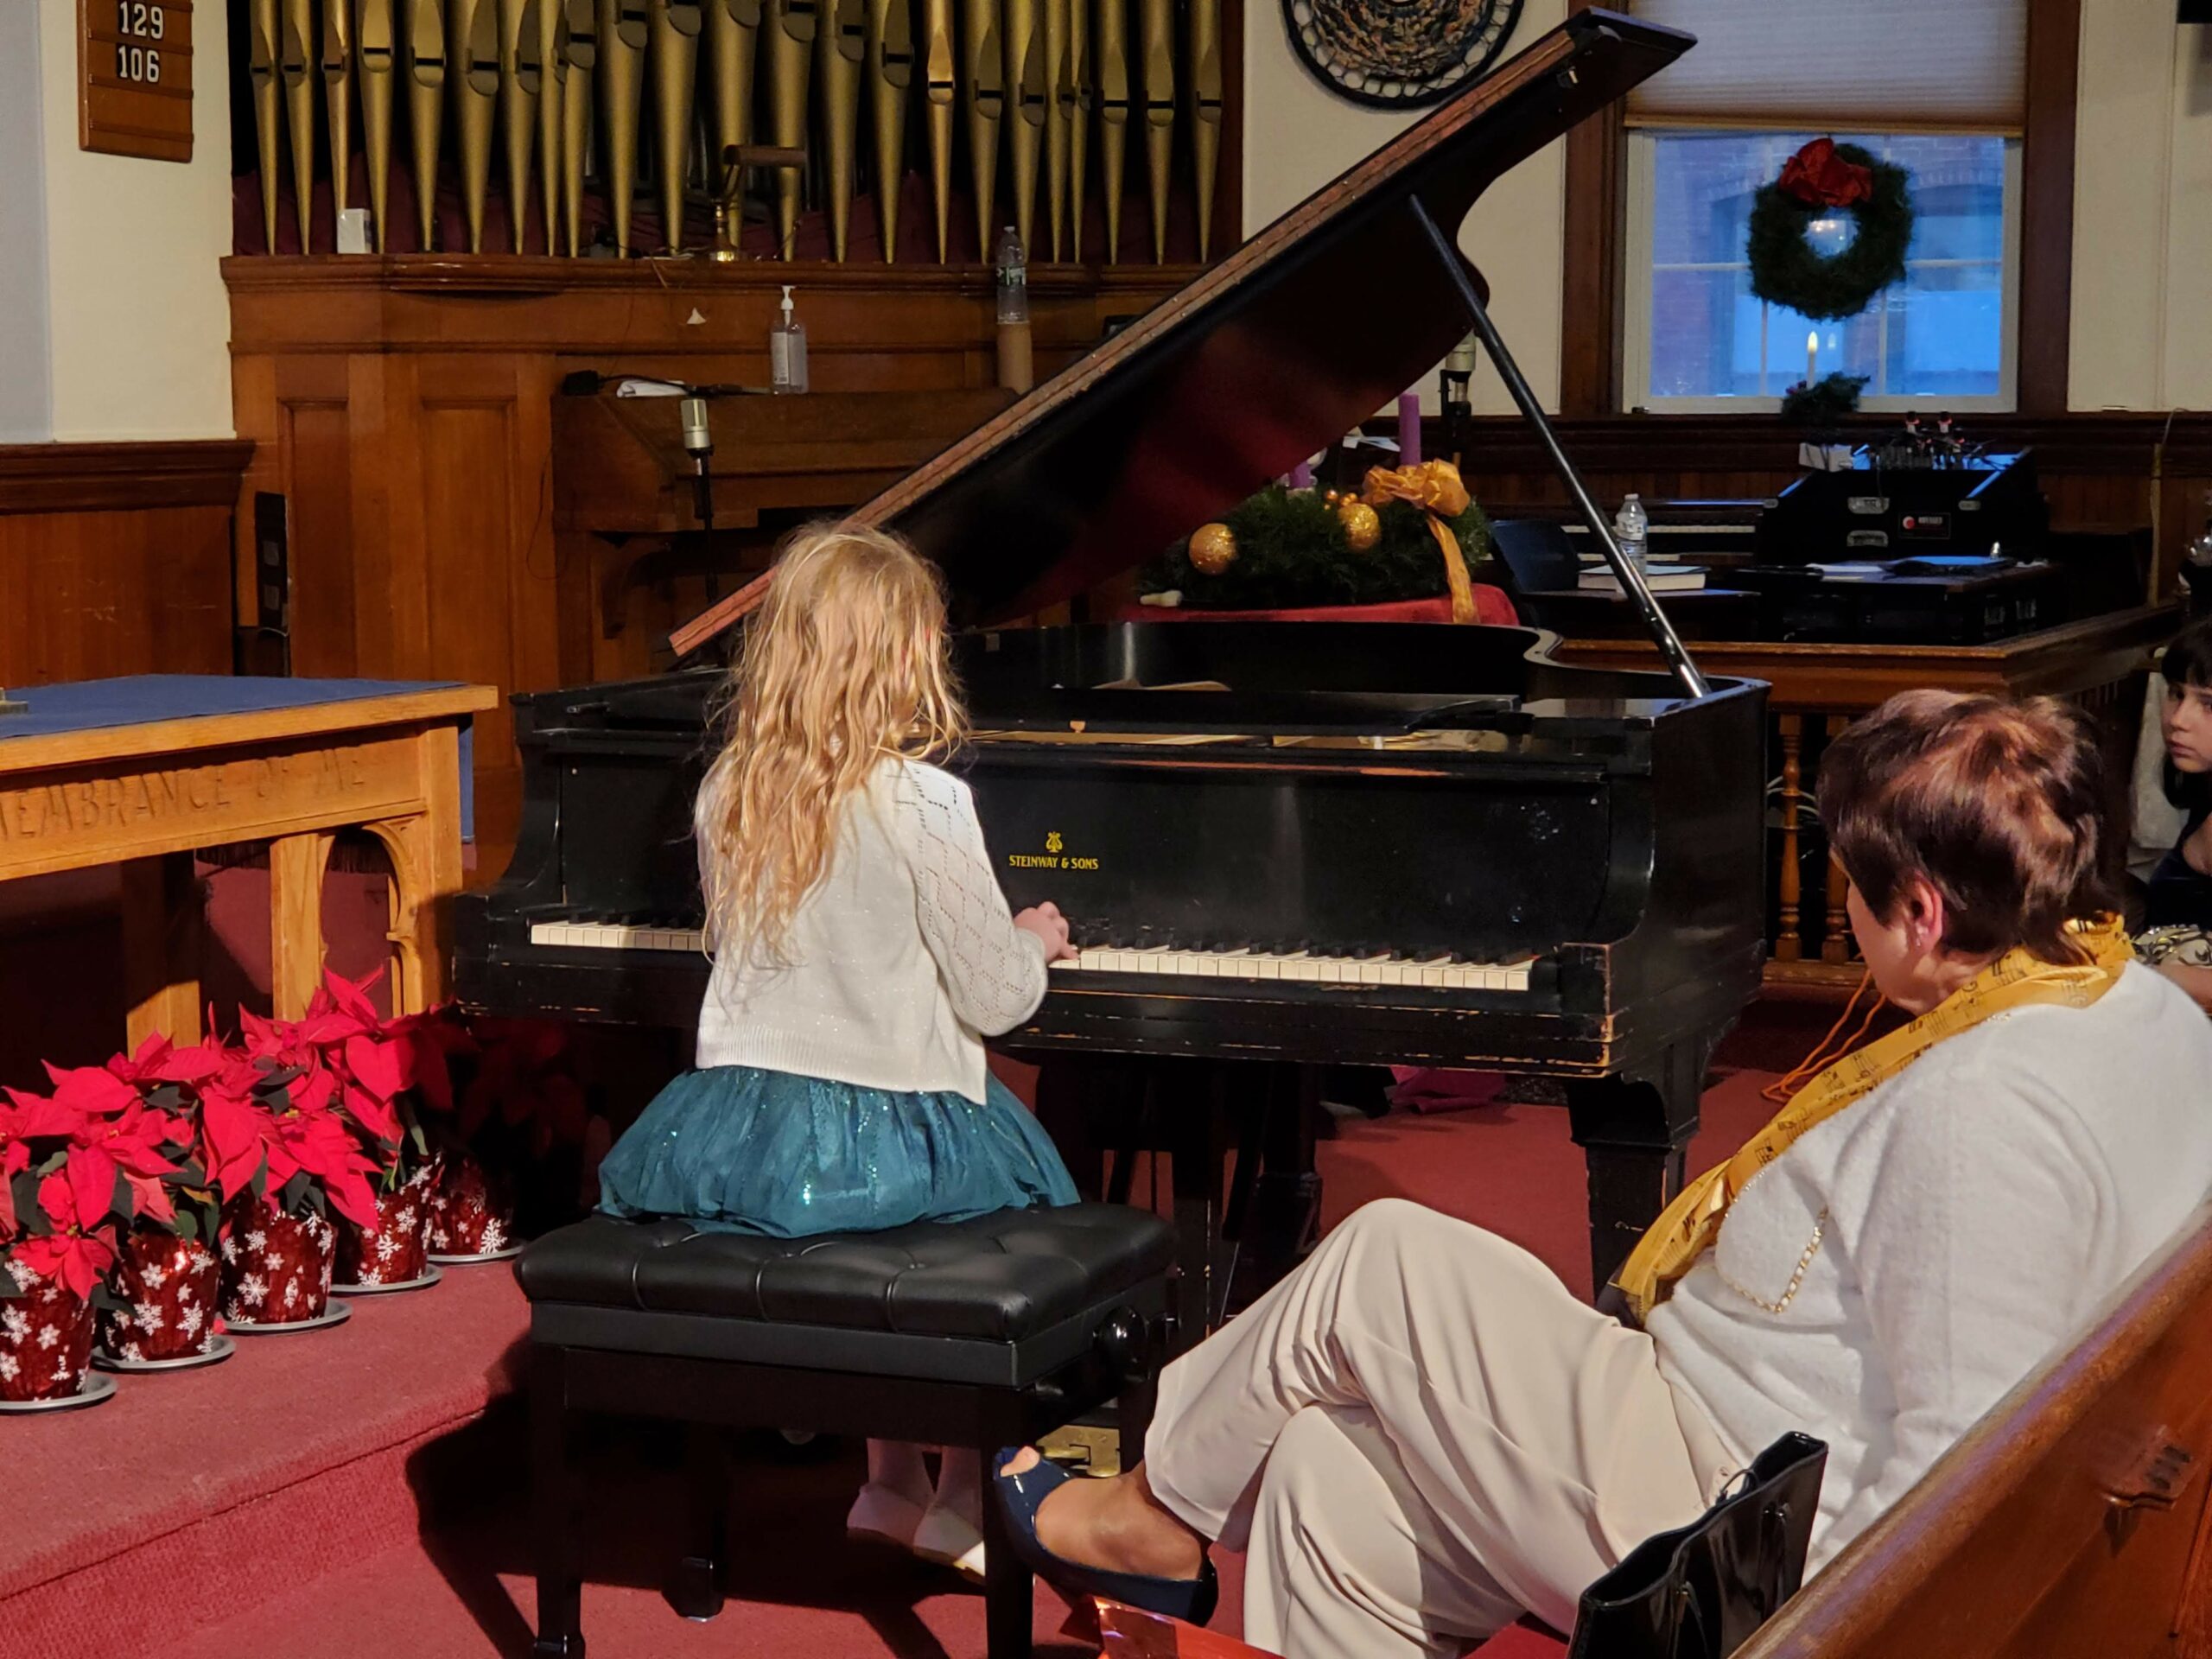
left=1611, top=915, right=2137, bottom=1323
left=1363, top=460, right=1477, bottom=623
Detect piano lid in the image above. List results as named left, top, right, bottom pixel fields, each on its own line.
left=672, top=8, right=1692, bottom=658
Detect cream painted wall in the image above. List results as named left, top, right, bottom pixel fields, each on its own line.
left=33, top=0, right=234, bottom=440
left=1243, top=0, right=1568, bottom=415
left=2063, top=2, right=2209, bottom=411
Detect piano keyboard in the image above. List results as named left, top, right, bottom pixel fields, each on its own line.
left=526, top=923, right=1533, bottom=993
left=1054, top=948, right=1533, bottom=991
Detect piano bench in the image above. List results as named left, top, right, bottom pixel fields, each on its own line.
left=516, top=1204, right=1179, bottom=1659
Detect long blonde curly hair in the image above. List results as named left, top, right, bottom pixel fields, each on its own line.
left=696, top=523, right=967, bottom=963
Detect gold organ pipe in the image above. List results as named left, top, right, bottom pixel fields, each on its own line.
left=1040, top=0, right=1068, bottom=257
left=357, top=0, right=397, bottom=248
left=1187, top=0, right=1220, bottom=257
left=961, top=0, right=1001, bottom=261
left=819, top=0, right=864, bottom=259
left=452, top=0, right=501, bottom=251
left=1064, top=0, right=1086, bottom=261
left=538, top=0, right=566, bottom=247
left=707, top=0, right=762, bottom=218
left=867, top=0, right=913, bottom=259
left=403, top=0, right=445, bottom=248
left=322, top=0, right=355, bottom=235
left=597, top=0, right=649, bottom=253
left=1093, top=0, right=1126, bottom=263
left=562, top=0, right=597, bottom=251
left=499, top=0, right=545, bottom=251
left=765, top=0, right=817, bottom=257
left=919, top=0, right=953, bottom=260
left=250, top=0, right=282, bottom=251
left=651, top=0, right=703, bottom=251
left=1138, top=0, right=1171, bottom=261
left=1001, top=0, right=1041, bottom=255
left=280, top=0, right=315, bottom=246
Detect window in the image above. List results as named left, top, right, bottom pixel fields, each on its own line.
left=1623, top=130, right=2020, bottom=412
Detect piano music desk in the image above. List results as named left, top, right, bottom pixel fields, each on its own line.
left=0, top=677, right=497, bottom=1046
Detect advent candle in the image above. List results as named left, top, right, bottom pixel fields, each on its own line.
left=1805, top=331, right=1819, bottom=390
left=1289, top=461, right=1313, bottom=490
left=1398, top=391, right=1422, bottom=466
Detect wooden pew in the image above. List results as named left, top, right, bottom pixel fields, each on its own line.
left=1740, top=1201, right=2212, bottom=1659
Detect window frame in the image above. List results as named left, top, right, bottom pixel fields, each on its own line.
left=1619, top=129, right=2024, bottom=416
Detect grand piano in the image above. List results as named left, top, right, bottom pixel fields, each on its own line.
left=454, top=9, right=1769, bottom=1331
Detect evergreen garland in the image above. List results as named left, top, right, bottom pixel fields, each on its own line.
left=1143, top=486, right=1494, bottom=610
left=1746, top=143, right=1914, bottom=322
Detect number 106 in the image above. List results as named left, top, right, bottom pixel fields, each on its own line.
left=115, top=42, right=162, bottom=82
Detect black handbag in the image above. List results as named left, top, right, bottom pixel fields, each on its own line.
left=1565, top=1433, right=1827, bottom=1659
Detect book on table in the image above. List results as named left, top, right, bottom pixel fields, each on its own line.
left=1577, top=564, right=1707, bottom=594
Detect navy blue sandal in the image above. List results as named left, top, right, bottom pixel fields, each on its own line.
left=992, top=1447, right=1219, bottom=1625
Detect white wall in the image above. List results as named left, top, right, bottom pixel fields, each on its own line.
left=31, top=0, right=234, bottom=440
left=0, top=5, right=55, bottom=443
left=2069, top=4, right=2212, bottom=411
left=1243, top=0, right=1568, bottom=414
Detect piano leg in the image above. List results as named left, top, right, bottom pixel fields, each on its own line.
left=1228, top=1063, right=1322, bottom=1306
left=1564, top=1039, right=1711, bottom=1298
left=1165, top=1063, right=1227, bottom=1350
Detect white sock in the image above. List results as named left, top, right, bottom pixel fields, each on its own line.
left=868, top=1440, right=934, bottom=1509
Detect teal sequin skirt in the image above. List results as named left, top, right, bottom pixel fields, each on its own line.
left=596, top=1065, right=1078, bottom=1237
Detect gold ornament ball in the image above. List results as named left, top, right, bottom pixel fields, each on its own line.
left=1188, top=521, right=1239, bottom=576
left=1338, top=500, right=1382, bottom=552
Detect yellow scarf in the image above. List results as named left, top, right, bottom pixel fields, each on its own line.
left=1612, top=915, right=2136, bottom=1322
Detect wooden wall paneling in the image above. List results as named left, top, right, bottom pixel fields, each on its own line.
left=2017, top=0, right=2081, bottom=415
left=1558, top=0, right=1624, bottom=417
left=273, top=353, right=358, bottom=677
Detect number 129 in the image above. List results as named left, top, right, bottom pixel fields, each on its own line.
left=117, top=3, right=166, bottom=39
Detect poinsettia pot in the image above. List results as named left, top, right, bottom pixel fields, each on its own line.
left=220, top=1193, right=337, bottom=1325
left=0, top=1260, right=97, bottom=1401
left=101, top=1228, right=223, bottom=1362
left=335, top=1162, right=438, bottom=1286
left=428, top=1154, right=515, bottom=1255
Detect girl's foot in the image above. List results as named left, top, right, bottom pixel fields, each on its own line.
left=912, top=1503, right=987, bottom=1583
left=846, top=1480, right=929, bottom=1550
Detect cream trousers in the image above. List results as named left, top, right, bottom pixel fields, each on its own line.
left=1144, top=1198, right=1734, bottom=1658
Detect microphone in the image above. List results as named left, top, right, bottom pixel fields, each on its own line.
left=679, top=396, right=715, bottom=532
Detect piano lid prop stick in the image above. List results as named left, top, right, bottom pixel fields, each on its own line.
left=357, top=0, right=397, bottom=250
left=250, top=0, right=283, bottom=251
left=652, top=0, right=705, bottom=252
left=819, top=0, right=867, bottom=260
left=596, top=0, right=649, bottom=255
left=561, top=0, right=597, bottom=254
left=765, top=0, right=817, bottom=257
left=1093, top=0, right=1126, bottom=263
left=403, top=0, right=445, bottom=248
left=280, top=0, right=315, bottom=248
left=453, top=0, right=502, bottom=251
left=920, top=0, right=956, bottom=259
left=867, top=0, right=915, bottom=260
left=1138, top=0, right=1172, bottom=261
left=962, top=0, right=1004, bottom=260
left=1405, top=197, right=1708, bottom=700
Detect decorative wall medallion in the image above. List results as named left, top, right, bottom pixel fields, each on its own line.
left=1282, top=0, right=1522, bottom=108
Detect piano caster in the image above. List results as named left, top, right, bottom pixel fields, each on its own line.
left=667, top=1554, right=726, bottom=1622
left=532, top=1637, right=586, bottom=1658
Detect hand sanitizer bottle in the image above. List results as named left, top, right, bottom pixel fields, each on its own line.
left=771, top=284, right=808, bottom=395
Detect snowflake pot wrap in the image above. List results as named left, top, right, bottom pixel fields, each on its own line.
left=428, top=1154, right=514, bottom=1256
left=101, top=1230, right=223, bottom=1363
left=335, top=1162, right=439, bottom=1287
left=0, top=1261, right=98, bottom=1402
left=220, top=1194, right=338, bottom=1325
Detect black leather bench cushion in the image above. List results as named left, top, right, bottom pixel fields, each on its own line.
left=519, top=1203, right=1174, bottom=1347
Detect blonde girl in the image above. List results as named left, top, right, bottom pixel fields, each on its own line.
left=596, top=523, right=1078, bottom=1579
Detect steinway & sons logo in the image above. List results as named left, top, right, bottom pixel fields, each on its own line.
left=1007, top=830, right=1099, bottom=872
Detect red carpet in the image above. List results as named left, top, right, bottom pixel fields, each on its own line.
left=1, top=1014, right=1809, bottom=1659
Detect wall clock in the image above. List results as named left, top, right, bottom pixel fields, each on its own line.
left=1282, top=0, right=1523, bottom=108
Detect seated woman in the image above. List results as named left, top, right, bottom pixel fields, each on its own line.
left=2139, top=616, right=2212, bottom=1006
left=995, top=690, right=2212, bottom=1659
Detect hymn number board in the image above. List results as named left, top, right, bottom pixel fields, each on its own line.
left=79, top=0, right=193, bottom=162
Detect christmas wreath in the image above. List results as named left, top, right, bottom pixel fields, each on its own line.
left=1747, top=139, right=1914, bottom=322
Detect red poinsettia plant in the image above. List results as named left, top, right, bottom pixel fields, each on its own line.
left=205, top=1005, right=392, bottom=1232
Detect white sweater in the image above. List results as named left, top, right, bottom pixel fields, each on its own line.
left=694, top=757, right=1049, bottom=1103
left=1649, top=963, right=2212, bottom=1573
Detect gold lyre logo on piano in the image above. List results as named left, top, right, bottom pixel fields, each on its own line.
left=1046, top=831, right=1064, bottom=854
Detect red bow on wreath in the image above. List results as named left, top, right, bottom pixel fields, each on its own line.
left=1778, top=138, right=1873, bottom=209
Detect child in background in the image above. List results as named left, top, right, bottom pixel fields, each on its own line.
left=596, top=524, right=1080, bottom=1580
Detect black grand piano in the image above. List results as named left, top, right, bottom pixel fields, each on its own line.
left=454, top=10, right=1768, bottom=1332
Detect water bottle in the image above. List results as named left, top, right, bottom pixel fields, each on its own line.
left=1614, top=493, right=1649, bottom=581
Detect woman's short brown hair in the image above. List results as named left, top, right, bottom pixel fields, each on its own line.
left=1818, top=690, right=2118, bottom=964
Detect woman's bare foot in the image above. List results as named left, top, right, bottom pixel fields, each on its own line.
left=1001, top=1447, right=1208, bottom=1581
